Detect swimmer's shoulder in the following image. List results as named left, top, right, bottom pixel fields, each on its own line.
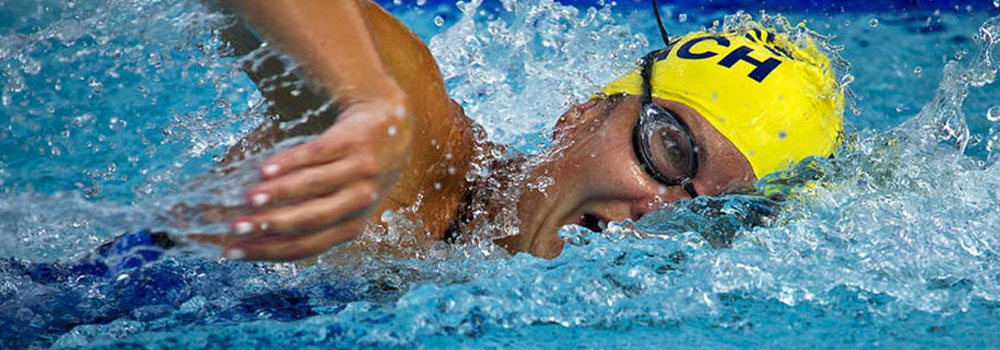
left=360, top=1, right=482, bottom=244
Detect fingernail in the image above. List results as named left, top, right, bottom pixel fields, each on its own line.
left=234, top=221, right=254, bottom=235
left=224, top=248, right=246, bottom=260
left=262, top=164, right=280, bottom=177
left=251, top=193, right=270, bottom=207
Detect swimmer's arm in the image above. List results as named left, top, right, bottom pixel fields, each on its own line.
left=225, top=0, right=405, bottom=104
left=209, top=0, right=463, bottom=261
left=217, top=1, right=457, bottom=163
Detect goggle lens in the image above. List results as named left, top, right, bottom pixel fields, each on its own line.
left=633, top=104, right=699, bottom=197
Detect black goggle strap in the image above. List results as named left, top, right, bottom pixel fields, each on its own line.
left=682, top=180, right=698, bottom=198
left=639, top=50, right=658, bottom=107
left=651, top=0, right=670, bottom=47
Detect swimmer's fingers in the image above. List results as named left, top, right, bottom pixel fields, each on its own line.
left=258, top=99, right=409, bottom=181
left=232, top=180, right=376, bottom=235
left=256, top=125, right=353, bottom=179
left=221, top=219, right=365, bottom=261
left=245, top=155, right=372, bottom=207
left=185, top=233, right=230, bottom=246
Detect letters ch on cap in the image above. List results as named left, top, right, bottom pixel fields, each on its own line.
left=675, top=35, right=783, bottom=83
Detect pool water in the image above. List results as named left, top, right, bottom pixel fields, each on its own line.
left=3, top=0, right=1000, bottom=348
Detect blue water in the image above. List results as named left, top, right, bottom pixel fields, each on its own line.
left=2, top=0, right=1000, bottom=349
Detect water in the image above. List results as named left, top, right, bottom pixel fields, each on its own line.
left=2, top=0, right=1000, bottom=349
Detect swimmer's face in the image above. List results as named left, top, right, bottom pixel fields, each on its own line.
left=508, top=95, right=756, bottom=258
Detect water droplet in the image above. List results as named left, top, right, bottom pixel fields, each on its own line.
left=381, top=209, right=394, bottom=222
left=954, top=49, right=969, bottom=60
left=387, top=125, right=397, bottom=136
left=987, top=105, right=1000, bottom=122
left=434, top=16, right=445, bottom=27
left=840, top=74, right=854, bottom=85
left=869, top=18, right=879, bottom=28
left=87, top=77, right=103, bottom=94
left=433, top=182, right=442, bottom=190
left=913, top=66, right=923, bottom=75
left=678, top=13, right=687, bottom=23
left=447, top=166, right=457, bottom=175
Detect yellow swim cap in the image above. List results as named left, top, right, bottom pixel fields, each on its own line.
left=600, top=27, right=844, bottom=179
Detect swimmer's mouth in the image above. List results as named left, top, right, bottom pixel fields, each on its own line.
left=575, top=213, right=607, bottom=233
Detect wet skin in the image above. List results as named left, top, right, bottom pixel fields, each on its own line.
left=504, top=95, right=756, bottom=258
left=206, top=0, right=755, bottom=261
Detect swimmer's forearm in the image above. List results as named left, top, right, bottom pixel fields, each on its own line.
left=225, top=0, right=403, bottom=103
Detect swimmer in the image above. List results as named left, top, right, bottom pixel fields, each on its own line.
left=189, top=0, right=843, bottom=261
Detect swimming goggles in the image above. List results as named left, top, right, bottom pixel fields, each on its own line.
left=632, top=48, right=700, bottom=198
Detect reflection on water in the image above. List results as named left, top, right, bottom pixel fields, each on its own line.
left=1, top=0, right=1000, bottom=349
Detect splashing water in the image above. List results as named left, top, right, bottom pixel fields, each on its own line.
left=2, top=0, right=1000, bottom=349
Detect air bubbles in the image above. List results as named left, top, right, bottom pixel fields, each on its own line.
left=987, top=105, right=1000, bottom=122
left=869, top=18, right=879, bottom=28
left=109, top=116, right=127, bottom=131
left=72, top=113, right=94, bottom=127
left=416, top=0, right=426, bottom=6
left=954, top=49, right=969, bottom=60
left=87, top=77, right=104, bottom=95
left=387, top=125, right=398, bottom=136
left=434, top=16, right=445, bottom=27
left=678, top=13, right=688, bottom=23
left=896, top=104, right=905, bottom=113
left=20, top=57, right=41, bottom=75
left=913, top=66, right=923, bottom=75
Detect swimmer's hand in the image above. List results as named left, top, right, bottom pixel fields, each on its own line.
left=203, top=0, right=425, bottom=261
left=220, top=89, right=413, bottom=261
